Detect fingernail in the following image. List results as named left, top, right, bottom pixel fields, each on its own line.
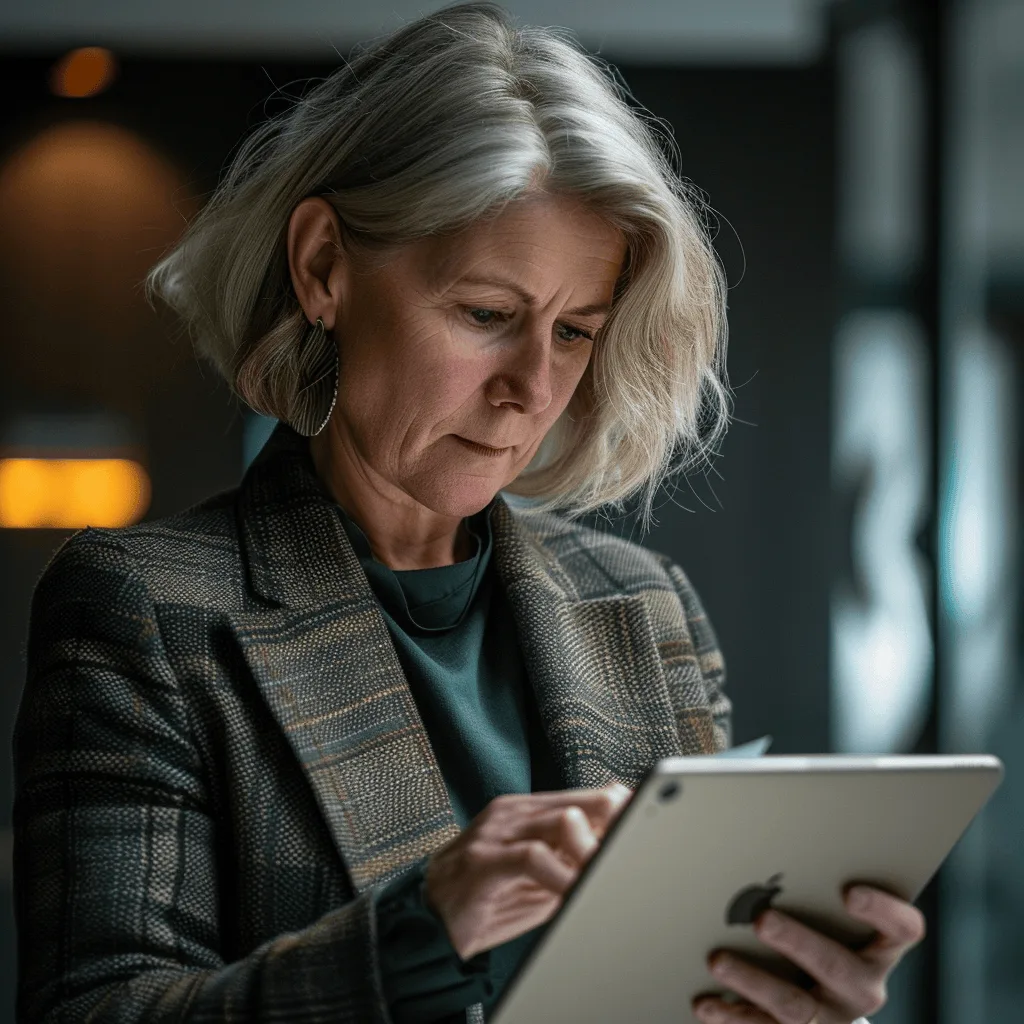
left=757, top=910, right=781, bottom=938
left=693, top=1000, right=719, bottom=1023
left=709, top=952, right=731, bottom=977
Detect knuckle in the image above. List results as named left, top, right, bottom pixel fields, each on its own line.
left=488, top=793, right=517, bottom=814
left=477, top=808, right=516, bottom=838
left=520, top=840, right=549, bottom=868
left=461, top=842, right=490, bottom=870
left=475, top=818, right=500, bottom=841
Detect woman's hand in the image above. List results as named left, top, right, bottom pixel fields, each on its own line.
left=424, top=782, right=632, bottom=960
left=692, top=884, right=926, bottom=1023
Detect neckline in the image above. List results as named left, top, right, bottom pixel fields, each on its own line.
left=334, top=499, right=497, bottom=633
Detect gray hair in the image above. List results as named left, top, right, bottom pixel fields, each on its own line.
left=146, top=0, right=730, bottom=529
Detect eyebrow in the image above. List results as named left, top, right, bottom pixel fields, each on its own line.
left=457, top=276, right=612, bottom=318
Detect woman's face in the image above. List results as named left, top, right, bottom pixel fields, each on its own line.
left=319, top=191, right=627, bottom=519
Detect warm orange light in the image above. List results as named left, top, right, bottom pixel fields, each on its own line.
left=50, top=47, right=117, bottom=99
left=0, top=458, right=150, bottom=528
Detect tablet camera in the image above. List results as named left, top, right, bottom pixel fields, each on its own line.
left=657, top=780, right=681, bottom=802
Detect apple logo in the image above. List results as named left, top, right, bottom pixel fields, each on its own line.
left=726, top=873, right=784, bottom=925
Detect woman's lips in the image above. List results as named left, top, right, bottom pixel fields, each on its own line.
left=454, top=435, right=511, bottom=456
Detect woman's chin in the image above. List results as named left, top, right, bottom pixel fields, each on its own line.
left=407, top=473, right=507, bottom=520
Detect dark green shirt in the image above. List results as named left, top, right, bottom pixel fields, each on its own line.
left=334, top=498, right=560, bottom=1022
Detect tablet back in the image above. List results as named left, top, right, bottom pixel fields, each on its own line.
left=491, top=755, right=1003, bottom=1024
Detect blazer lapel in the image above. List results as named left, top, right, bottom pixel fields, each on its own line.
left=228, top=602, right=460, bottom=894
left=230, top=424, right=458, bottom=894
left=490, top=500, right=695, bottom=791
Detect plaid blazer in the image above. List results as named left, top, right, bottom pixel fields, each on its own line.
left=13, top=422, right=730, bottom=1024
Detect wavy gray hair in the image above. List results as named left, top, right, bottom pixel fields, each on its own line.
left=146, top=0, right=730, bottom=529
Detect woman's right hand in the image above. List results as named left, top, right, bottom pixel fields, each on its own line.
left=424, top=782, right=632, bottom=961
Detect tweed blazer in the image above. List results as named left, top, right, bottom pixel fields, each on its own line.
left=13, top=422, right=731, bottom=1024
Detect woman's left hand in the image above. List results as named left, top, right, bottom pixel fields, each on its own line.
left=692, top=884, right=926, bottom=1023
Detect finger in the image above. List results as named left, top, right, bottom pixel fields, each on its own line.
left=506, top=839, right=578, bottom=895
left=481, top=805, right=598, bottom=862
left=574, top=795, right=629, bottom=841
left=489, top=785, right=625, bottom=807
left=523, top=783, right=631, bottom=819
left=692, top=996, right=777, bottom=1023
left=706, top=952, right=821, bottom=1024
left=514, top=806, right=600, bottom=865
left=476, top=802, right=593, bottom=850
left=844, top=885, right=927, bottom=966
left=558, top=782, right=632, bottom=833
left=753, top=910, right=881, bottom=1011
left=484, top=784, right=631, bottom=836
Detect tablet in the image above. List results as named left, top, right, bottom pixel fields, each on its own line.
left=491, top=754, right=1004, bottom=1024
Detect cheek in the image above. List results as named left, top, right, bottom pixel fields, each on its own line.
left=548, top=350, right=591, bottom=415
left=339, top=336, right=489, bottom=441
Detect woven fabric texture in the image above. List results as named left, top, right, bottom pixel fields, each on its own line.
left=14, top=422, right=730, bottom=1023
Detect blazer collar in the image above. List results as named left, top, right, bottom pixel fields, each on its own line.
left=237, top=422, right=367, bottom=608
left=236, top=422, right=578, bottom=607
left=230, top=422, right=687, bottom=893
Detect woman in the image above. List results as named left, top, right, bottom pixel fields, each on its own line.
left=13, top=3, right=924, bottom=1023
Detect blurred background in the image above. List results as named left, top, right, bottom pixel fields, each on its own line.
left=0, top=0, right=1020, bottom=1020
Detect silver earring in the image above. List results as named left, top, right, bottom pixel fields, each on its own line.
left=290, top=316, right=339, bottom=437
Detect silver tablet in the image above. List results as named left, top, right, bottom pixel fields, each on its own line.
left=492, top=754, right=1004, bottom=1024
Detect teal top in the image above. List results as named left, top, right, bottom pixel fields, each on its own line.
left=333, top=498, right=561, bottom=1022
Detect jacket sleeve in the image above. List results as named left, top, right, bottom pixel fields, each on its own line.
left=659, top=557, right=732, bottom=754
left=13, top=529, right=392, bottom=1024
left=376, top=859, right=492, bottom=1023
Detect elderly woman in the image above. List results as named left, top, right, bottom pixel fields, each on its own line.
left=13, top=3, right=924, bottom=1023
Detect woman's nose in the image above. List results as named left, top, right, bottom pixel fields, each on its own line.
left=494, top=327, right=555, bottom=414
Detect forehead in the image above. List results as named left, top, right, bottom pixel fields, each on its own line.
left=414, top=193, right=627, bottom=287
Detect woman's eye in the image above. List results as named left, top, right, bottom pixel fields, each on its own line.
left=556, top=323, right=594, bottom=344
left=465, top=307, right=593, bottom=345
left=467, top=308, right=507, bottom=328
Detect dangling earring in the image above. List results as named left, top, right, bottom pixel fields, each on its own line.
left=290, top=316, right=339, bottom=437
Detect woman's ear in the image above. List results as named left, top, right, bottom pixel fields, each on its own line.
left=286, top=196, right=348, bottom=330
